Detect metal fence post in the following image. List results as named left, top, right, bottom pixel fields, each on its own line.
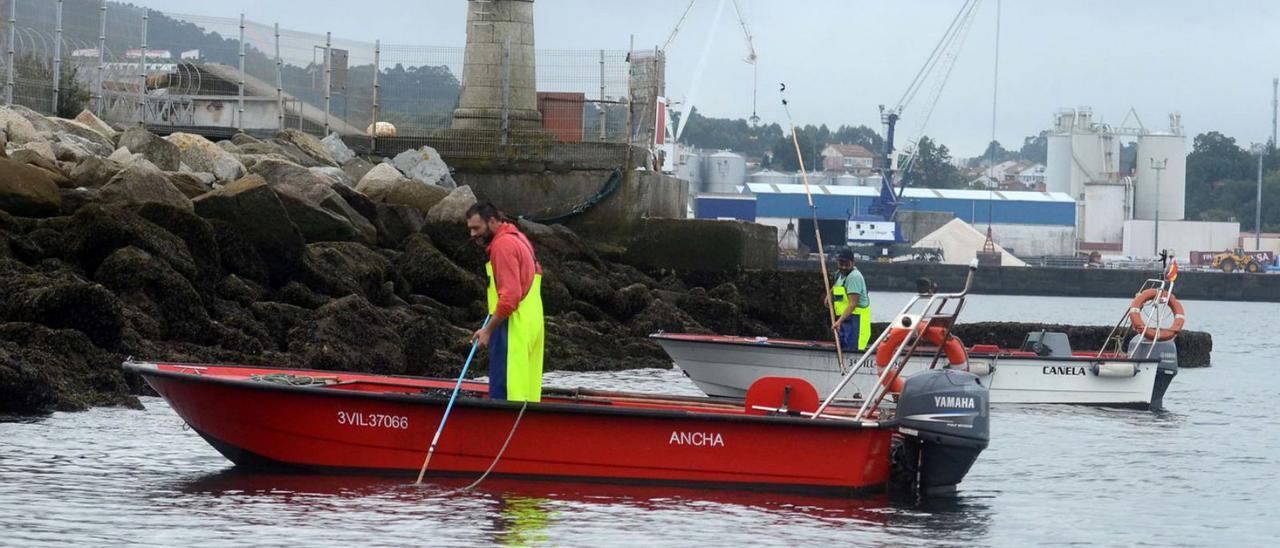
left=52, top=0, right=63, bottom=115
left=5, top=0, right=16, bottom=105
left=323, top=31, right=331, bottom=136
left=598, top=49, right=606, bottom=141
left=237, top=13, right=245, bottom=132
left=274, top=23, right=282, bottom=131
left=95, top=0, right=106, bottom=115
left=371, top=38, right=380, bottom=150
left=500, top=36, right=509, bottom=144
left=138, top=10, right=148, bottom=125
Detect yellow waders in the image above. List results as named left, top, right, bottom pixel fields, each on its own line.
left=486, top=262, right=545, bottom=402
left=831, top=285, right=872, bottom=351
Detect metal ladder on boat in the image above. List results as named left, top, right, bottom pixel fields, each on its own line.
left=1097, top=270, right=1177, bottom=361
left=811, top=260, right=980, bottom=423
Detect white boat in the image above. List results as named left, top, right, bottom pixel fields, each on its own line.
left=652, top=332, right=1177, bottom=410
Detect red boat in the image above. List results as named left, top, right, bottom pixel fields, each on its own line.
left=125, top=359, right=987, bottom=496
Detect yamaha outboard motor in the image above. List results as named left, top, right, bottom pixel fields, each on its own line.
left=892, top=369, right=990, bottom=496
left=1127, top=335, right=1178, bottom=412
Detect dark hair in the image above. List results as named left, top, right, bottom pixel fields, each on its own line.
left=836, top=248, right=855, bottom=262
left=465, top=202, right=505, bottom=222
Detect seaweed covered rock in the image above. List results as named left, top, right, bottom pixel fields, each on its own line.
left=0, top=322, right=138, bottom=414
left=61, top=204, right=196, bottom=281
left=193, top=175, right=305, bottom=285
left=302, top=241, right=396, bottom=304
left=3, top=279, right=125, bottom=349
left=94, top=246, right=212, bottom=344
left=393, top=233, right=483, bottom=307
left=286, top=295, right=407, bottom=374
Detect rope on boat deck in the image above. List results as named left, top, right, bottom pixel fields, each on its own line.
left=452, top=401, right=529, bottom=493
left=249, top=373, right=339, bottom=386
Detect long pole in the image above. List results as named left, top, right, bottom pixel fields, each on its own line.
left=780, top=84, right=847, bottom=375
left=52, top=0, right=62, bottom=114
left=1272, top=77, right=1278, bottom=148
left=274, top=23, right=282, bottom=131
left=371, top=39, right=380, bottom=149
left=95, top=0, right=106, bottom=115
left=1257, top=153, right=1263, bottom=250
left=138, top=10, right=147, bottom=125
left=1151, top=158, right=1166, bottom=256
left=598, top=49, right=606, bottom=141
left=415, top=316, right=491, bottom=484
left=5, top=0, right=15, bottom=105
left=500, top=36, right=510, bottom=144
left=237, top=14, right=245, bottom=132
left=323, top=31, right=331, bottom=136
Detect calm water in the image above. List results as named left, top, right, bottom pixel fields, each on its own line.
left=2, top=294, right=1278, bottom=547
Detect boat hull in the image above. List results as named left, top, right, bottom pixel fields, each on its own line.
left=131, top=363, right=896, bottom=494
left=654, top=334, right=1164, bottom=408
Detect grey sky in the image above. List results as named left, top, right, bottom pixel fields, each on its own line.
left=123, top=0, right=1279, bottom=157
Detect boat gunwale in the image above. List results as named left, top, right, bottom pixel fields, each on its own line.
left=649, top=333, right=1161, bottom=364
left=124, top=361, right=891, bottom=431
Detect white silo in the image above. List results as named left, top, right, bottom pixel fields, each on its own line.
left=1082, top=181, right=1128, bottom=244
left=1045, top=108, right=1120, bottom=199
left=749, top=169, right=791, bottom=185
left=703, top=150, right=746, bottom=193
left=1134, top=130, right=1186, bottom=221
left=834, top=173, right=860, bottom=186
left=675, top=148, right=703, bottom=190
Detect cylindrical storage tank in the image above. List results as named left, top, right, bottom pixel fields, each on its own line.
left=703, top=150, right=746, bottom=193
left=676, top=149, right=703, bottom=190
left=1069, top=132, right=1105, bottom=199
left=834, top=173, right=859, bottom=186
left=749, top=169, right=791, bottom=185
left=1134, top=133, right=1186, bottom=221
left=1083, top=182, right=1126, bottom=244
left=1046, top=133, right=1074, bottom=194
left=793, top=171, right=829, bottom=186
left=862, top=174, right=883, bottom=188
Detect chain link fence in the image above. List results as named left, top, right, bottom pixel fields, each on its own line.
left=0, top=1, right=645, bottom=165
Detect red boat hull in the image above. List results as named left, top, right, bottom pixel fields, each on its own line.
left=130, top=362, right=894, bottom=494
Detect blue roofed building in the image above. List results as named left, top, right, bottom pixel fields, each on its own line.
left=692, top=183, right=1078, bottom=257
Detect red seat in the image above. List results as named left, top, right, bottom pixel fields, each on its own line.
left=744, top=377, right=820, bottom=416
left=970, top=344, right=1001, bottom=354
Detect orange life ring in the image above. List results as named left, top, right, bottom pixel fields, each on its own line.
left=1127, top=289, right=1185, bottom=341
left=874, top=325, right=968, bottom=394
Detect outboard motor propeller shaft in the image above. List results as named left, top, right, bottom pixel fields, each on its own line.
left=1128, top=336, right=1178, bottom=412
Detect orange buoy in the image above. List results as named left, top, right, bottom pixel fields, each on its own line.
left=1127, top=289, right=1185, bottom=341
left=874, top=325, right=967, bottom=394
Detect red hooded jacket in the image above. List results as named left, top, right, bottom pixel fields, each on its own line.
left=487, top=222, right=542, bottom=319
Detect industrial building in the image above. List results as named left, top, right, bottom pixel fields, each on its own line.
left=1048, top=107, right=1237, bottom=259
left=695, top=183, right=1076, bottom=257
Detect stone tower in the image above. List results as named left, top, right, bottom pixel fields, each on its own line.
left=451, top=0, right=542, bottom=132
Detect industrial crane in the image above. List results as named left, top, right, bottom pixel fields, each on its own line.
left=856, top=0, right=983, bottom=248
left=662, top=0, right=760, bottom=141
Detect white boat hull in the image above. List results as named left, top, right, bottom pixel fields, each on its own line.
left=653, top=334, right=1168, bottom=409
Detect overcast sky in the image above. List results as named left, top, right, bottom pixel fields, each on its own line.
left=122, top=0, right=1280, bottom=157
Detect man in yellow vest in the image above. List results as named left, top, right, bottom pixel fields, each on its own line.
left=828, top=248, right=871, bottom=351
left=466, top=203, right=545, bottom=402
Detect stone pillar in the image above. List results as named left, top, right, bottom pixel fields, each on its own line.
left=452, top=0, right=542, bottom=132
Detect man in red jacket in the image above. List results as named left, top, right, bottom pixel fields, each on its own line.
left=466, top=202, right=545, bottom=402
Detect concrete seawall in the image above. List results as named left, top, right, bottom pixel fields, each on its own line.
left=779, top=261, right=1280, bottom=303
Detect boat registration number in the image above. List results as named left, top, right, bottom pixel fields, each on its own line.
left=337, top=411, right=409, bottom=430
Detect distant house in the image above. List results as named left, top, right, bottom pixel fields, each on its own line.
left=1017, top=164, right=1046, bottom=187
left=821, top=143, right=876, bottom=174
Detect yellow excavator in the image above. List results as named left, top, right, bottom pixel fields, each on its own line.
left=1210, top=248, right=1264, bottom=273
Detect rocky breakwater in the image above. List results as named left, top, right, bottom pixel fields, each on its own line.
left=0, top=113, right=777, bottom=415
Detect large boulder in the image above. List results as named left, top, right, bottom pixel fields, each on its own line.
left=73, top=109, right=117, bottom=142
left=193, top=174, right=306, bottom=285
left=99, top=160, right=192, bottom=211
left=309, top=166, right=354, bottom=188
left=285, top=294, right=408, bottom=374
left=69, top=156, right=125, bottom=188
left=0, top=323, right=138, bottom=414
left=51, top=134, right=106, bottom=163
left=0, top=106, right=43, bottom=144
left=391, top=145, right=456, bottom=189
left=15, top=140, right=57, bottom=164
left=166, top=172, right=215, bottom=198
left=249, top=159, right=375, bottom=243
left=0, top=156, right=62, bottom=217
left=356, top=163, right=450, bottom=214
left=51, top=118, right=115, bottom=152
left=341, top=157, right=375, bottom=183
left=3, top=279, right=125, bottom=349
left=116, top=127, right=181, bottom=171
left=274, top=129, right=337, bottom=167
left=426, top=185, right=477, bottom=223
left=321, top=133, right=355, bottom=165
left=94, top=246, right=212, bottom=343
left=164, top=132, right=246, bottom=182
left=373, top=203, right=426, bottom=248
left=301, top=241, right=395, bottom=303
